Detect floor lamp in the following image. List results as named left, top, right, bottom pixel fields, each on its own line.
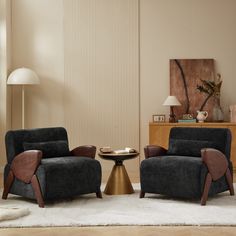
left=7, top=68, right=40, bottom=129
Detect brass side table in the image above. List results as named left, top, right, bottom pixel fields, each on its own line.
left=98, top=152, right=139, bottom=195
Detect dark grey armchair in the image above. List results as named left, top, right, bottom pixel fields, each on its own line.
left=2, top=127, right=102, bottom=207
left=140, top=127, right=234, bottom=205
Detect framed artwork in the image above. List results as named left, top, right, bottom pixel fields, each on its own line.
left=170, top=59, right=218, bottom=121
left=153, top=114, right=165, bottom=123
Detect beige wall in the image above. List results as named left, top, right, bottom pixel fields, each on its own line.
left=11, top=0, right=64, bottom=129
left=0, top=0, right=11, bottom=168
left=2, top=0, right=236, bottom=178
left=63, top=0, right=139, bottom=176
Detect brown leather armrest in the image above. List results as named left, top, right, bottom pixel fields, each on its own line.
left=201, top=148, right=228, bottom=181
left=144, top=145, right=167, bottom=159
left=11, top=150, right=42, bottom=184
left=71, top=145, right=96, bottom=158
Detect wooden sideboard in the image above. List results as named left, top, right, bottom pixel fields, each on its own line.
left=149, top=122, right=236, bottom=170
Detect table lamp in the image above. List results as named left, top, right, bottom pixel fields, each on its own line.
left=7, top=68, right=40, bottom=129
left=163, top=95, right=181, bottom=123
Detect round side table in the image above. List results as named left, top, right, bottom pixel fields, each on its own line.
left=98, top=152, right=139, bottom=195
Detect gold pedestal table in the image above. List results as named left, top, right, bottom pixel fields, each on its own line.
left=98, top=152, right=139, bottom=195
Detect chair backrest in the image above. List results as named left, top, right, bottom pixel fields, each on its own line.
left=168, top=127, right=231, bottom=160
left=5, top=127, right=69, bottom=163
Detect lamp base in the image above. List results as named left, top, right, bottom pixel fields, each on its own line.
left=169, top=106, right=177, bottom=123
left=169, top=115, right=176, bottom=123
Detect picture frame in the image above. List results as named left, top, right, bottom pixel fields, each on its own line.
left=153, top=114, right=165, bottom=123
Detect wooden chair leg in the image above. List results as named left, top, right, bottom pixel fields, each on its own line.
left=2, top=170, right=14, bottom=200
left=31, top=175, right=44, bottom=208
left=201, top=173, right=212, bottom=206
left=96, top=190, right=102, bottom=198
left=225, top=168, right=234, bottom=196
left=140, top=190, right=145, bottom=198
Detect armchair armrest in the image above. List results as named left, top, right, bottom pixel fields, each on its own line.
left=201, top=148, right=228, bottom=181
left=11, top=150, right=42, bottom=184
left=144, top=145, right=167, bottom=159
left=71, top=145, right=96, bottom=159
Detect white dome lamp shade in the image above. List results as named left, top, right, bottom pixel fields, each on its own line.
left=7, top=68, right=40, bottom=85
left=7, top=68, right=40, bottom=129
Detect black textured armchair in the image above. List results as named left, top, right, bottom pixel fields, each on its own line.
left=2, top=127, right=102, bottom=207
left=140, top=127, right=234, bottom=205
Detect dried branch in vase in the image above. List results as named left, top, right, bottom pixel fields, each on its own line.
left=196, top=73, right=222, bottom=111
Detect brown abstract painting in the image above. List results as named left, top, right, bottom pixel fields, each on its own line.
left=170, top=59, right=217, bottom=121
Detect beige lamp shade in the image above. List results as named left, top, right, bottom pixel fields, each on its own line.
left=163, top=96, right=181, bottom=106
left=7, top=68, right=40, bottom=85
left=163, top=95, right=181, bottom=123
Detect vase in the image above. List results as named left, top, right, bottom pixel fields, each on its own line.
left=212, top=102, right=224, bottom=122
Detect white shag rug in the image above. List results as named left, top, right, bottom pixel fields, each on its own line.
left=1, top=184, right=236, bottom=227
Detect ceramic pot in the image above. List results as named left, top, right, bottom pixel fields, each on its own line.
left=196, top=111, right=208, bottom=123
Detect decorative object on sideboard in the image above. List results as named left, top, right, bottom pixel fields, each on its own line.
left=212, top=101, right=224, bottom=122
left=178, top=113, right=196, bottom=123
left=170, top=59, right=217, bottom=121
left=196, top=110, right=208, bottom=123
left=178, top=119, right=196, bottom=123
left=153, top=114, right=165, bottom=123
left=197, top=73, right=224, bottom=122
left=182, top=114, right=193, bottom=120
left=7, top=68, right=40, bottom=128
left=163, top=96, right=181, bottom=123
left=230, top=105, right=236, bottom=122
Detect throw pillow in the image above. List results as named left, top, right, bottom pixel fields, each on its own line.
left=23, top=140, right=70, bottom=158
left=167, top=139, right=215, bottom=157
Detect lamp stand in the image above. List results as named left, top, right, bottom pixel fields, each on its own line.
left=169, top=106, right=176, bottom=123
left=22, top=85, right=25, bottom=129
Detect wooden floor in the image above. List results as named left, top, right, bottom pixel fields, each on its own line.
left=1, top=226, right=236, bottom=236
left=1, top=174, right=236, bottom=236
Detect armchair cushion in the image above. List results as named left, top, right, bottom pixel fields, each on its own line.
left=5, top=156, right=102, bottom=200
left=37, top=156, right=101, bottom=199
left=23, top=140, right=70, bottom=158
left=167, top=139, right=215, bottom=157
left=140, top=155, right=230, bottom=198
left=141, top=155, right=203, bottom=198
